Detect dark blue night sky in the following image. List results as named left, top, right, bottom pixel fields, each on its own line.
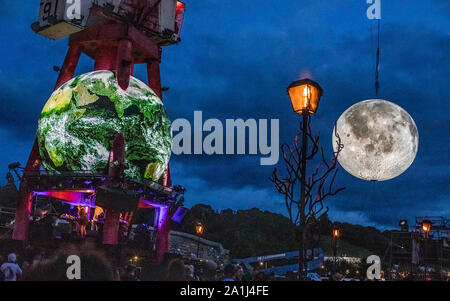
left=0, top=1, right=448, bottom=230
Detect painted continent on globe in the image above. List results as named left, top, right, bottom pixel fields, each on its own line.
left=37, top=70, right=172, bottom=181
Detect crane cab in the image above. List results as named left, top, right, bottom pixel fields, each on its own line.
left=32, top=0, right=185, bottom=46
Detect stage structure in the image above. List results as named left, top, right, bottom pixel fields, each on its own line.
left=13, top=0, right=186, bottom=262
left=389, top=217, right=449, bottom=280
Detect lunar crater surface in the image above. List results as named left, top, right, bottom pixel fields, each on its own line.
left=333, top=99, right=418, bottom=181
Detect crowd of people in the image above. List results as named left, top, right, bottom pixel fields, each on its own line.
left=0, top=247, right=112, bottom=281
left=0, top=249, right=373, bottom=281
left=0, top=246, right=278, bottom=281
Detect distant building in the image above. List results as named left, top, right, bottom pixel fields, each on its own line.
left=168, top=229, right=230, bottom=262
left=129, top=225, right=229, bottom=263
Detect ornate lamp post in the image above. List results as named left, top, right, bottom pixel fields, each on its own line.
left=332, top=224, right=340, bottom=272
left=287, top=78, right=323, bottom=279
left=195, top=222, right=204, bottom=259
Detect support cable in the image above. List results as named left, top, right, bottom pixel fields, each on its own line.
left=375, top=19, right=381, bottom=97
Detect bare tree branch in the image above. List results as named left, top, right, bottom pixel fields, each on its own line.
left=271, top=119, right=346, bottom=229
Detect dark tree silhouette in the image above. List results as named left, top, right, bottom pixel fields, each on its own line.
left=270, top=118, right=345, bottom=280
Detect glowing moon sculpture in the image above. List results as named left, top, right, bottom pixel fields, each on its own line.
left=333, top=99, right=418, bottom=181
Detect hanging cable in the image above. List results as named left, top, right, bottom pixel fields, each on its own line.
left=375, top=19, right=381, bottom=97
left=369, top=180, right=377, bottom=221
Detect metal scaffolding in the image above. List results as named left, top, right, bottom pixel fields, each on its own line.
left=389, top=216, right=449, bottom=280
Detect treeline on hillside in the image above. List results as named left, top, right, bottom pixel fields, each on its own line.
left=173, top=204, right=390, bottom=258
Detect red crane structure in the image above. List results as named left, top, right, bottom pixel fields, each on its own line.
left=12, top=0, right=186, bottom=262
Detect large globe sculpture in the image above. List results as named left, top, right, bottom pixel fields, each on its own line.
left=333, top=99, right=418, bottom=181
left=37, top=70, right=172, bottom=181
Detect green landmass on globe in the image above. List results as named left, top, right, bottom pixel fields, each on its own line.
left=37, top=70, right=172, bottom=182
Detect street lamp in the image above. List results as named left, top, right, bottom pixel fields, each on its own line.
left=421, top=220, right=432, bottom=235
left=196, top=222, right=204, bottom=235
left=287, top=78, right=323, bottom=115
left=287, top=78, right=323, bottom=280
left=332, top=228, right=340, bottom=239
left=420, top=219, right=432, bottom=280
left=332, top=224, right=340, bottom=273
left=195, top=222, right=204, bottom=259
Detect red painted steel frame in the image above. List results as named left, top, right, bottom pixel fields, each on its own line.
left=102, top=133, right=126, bottom=245
left=55, top=45, right=82, bottom=90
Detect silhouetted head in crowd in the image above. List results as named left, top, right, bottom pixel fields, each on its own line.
left=254, top=270, right=266, bottom=281
left=223, top=264, right=236, bottom=280
left=166, top=258, right=186, bottom=281
left=234, top=264, right=244, bottom=281
left=216, top=268, right=224, bottom=280
left=122, top=264, right=138, bottom=281
left=184, top=264, right=194, bottom=281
